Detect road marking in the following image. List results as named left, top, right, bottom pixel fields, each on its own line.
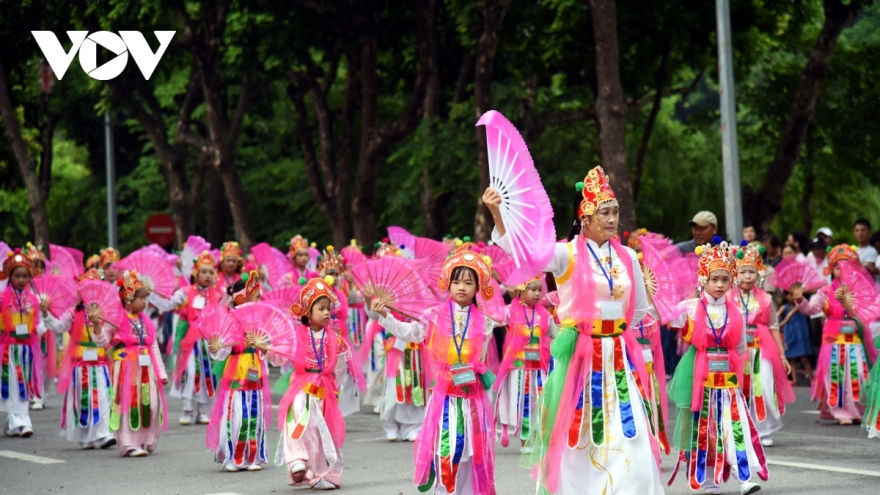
left=768, top=459, right=880, bottom=477
left=801, top=410, right=820, bottom=415
left=353, top=436, right=397, bottom=443
left=0, top=450, right=65, bottom=464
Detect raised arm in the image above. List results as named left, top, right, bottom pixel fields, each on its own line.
left=371, top=298, right=428, bottom=343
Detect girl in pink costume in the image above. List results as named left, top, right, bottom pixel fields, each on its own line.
left=793, top=244, right=877, bottom=425
left=371, top=250, right=498, bottom=495
left=217, top=241, right=243, bottom=296
left=275, top=277, right=349, bottom=490
left=93, top=270, right=168, bottom=457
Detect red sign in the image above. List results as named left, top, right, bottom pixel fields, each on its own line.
left=145, top=213, right=176, bottom=246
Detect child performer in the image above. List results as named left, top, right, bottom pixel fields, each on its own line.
left=667, top=240, right=767, bottom=495
left=24, top=243, right=54, bottom=411
left=731, top=243, right=794, bottom=447
left=792, top=244, right=876, bottom=425
left=151, top=252, right=223, bottom=425
left=0, top=250, right=45, bottom=436
left=275, top=277, right=349, bottom=490
left=378, top=305, right=427, bottom=442
left=44, top=269, right=116, bottom=449
left=280, top=236, right=319, bottom=286
left=205, top=268, right=271, bottom=471
left=93, top=270, right=168, bottom=457
left=217, top=241, right=244, bottom=296
left=371, top=251, right=497, bottom=495
left=495, top=276, right=556, bottom=452
left=99, top=247, right=121, bottom=285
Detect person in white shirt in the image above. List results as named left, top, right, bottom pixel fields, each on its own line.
left=855, top=219, right=879, bottom=282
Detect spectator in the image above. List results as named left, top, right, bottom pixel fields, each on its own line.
left=761, top=233, right=783, bottom=267
left=787, top=232, right=809, bottom=255
left=675, top=211, right=718, bottom=254
left=743, top=225, right=757, bottom=243
left=854, top=219, right=879, bottom=280
left=815, top=226, right=833, bottom=245
left=871, top=230, right=880, bottom=254
left=806, top=238, right=828, bottom=277
left=782, top=243, right=798, bottom=260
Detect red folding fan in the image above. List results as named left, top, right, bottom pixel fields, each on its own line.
left=32, top=275, right=78, bottom=318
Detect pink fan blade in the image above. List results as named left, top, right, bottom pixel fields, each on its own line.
left=194, top=304, right=242, bottom=347
left=180, top=235, right=211, bottom=278
left=49, top=244, right=85, bottom=278
left=0, top=241, right=11, bottom=257
left=481, top=278, right=506, bottom=322
left=477, top=110, right=555, bottom=285
left=32, top=275, right=78, bottom=318
left=77, top=279, right=124, bottom=326
left=840, top=261, right=880, bottom=324
left=262, top=286, right=304, bottom=309
left=251, top=243, right=290, bottom=289
left=118, top=252, right=176, bottom=298
left=232, top=302, right=298, bottom=351
left=482, top=244, right=516, bottom=284
left=769, top=257, right=827, bottom=292
left=342, top=246, right=366, bottom=267
left=350, top=257, right=435, bottom=320
left=307, top=247, right=320, bottom=271
left=412, top=236, right=450, bottom=292
left=640, top=236, right=689, bottom=324
left=388, top=226, right=416, bottom=258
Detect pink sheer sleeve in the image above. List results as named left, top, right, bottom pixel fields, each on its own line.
left=151, top=339, right=168, bottom=380
left=796, top=291, right=826, bottom=316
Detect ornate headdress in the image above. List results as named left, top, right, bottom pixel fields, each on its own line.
left=85, top=254, right=101, bottom=270
left=0, top=249, right=35, bottom=280
left=513, top=274, right=543, bottom=294
left=438, top=251, right=495, bottom=301
left=626, top=228, right=649, bottom=250
left=824, top=244, right=858, bottom=276
left=220, top=241, right=243, bottom=261
left=291, top=277, right=338, bottom=317
left=77, top=268, right=103, bottom=283
left=289, top=235, right=310, bottom=256
left=25, top=243, right=47, bottom=262
left=232, top=268, right=262, bottom=306
left=192, top=251, right=216, bottom=278
left=317, top=246, right=345, bottom=275
left=374, top=239, right=403, bottom=259
left=100, top=247, right=120, bottom=267
left=734, top=241, right=766, bottom=276
left=576, top=166, right=618, bottom=218
left=696, top=237, right=736, bottom=285
left=118, top=270, right=145, bottom=303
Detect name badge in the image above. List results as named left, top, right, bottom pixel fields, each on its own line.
left=192, top=295, right=206, bottom=310
left=707, top=350, right=730, bottom=372
left=642, top=347, right=653, bottom=364
left=451, top=363, right=477, bottom=387
left=14, top=324, right=29, bottom=336
left=82, top=349, right=98, bottom=362
left=599, top=301, right=624, bottom=321
left=393, top=337, right=407, bottom=352
left=246, top=367, right=260, bottom=383
left=840, top=323, right=856, bottom=335
left=524, top=344, right=541, bottom=362
left=138, top=353, right=152, bottom=367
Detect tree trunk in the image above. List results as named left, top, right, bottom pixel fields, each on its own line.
left=742, top=0, right=865, bottom=232
left=588, top=0, right=636, bottom=234
left=39, top=112, right=55, bottom=202
left=632, top=46, right=669, bottom=201
left=0, top=60, right=50, bottom=246
left=473, top=0, right=511, bottom=240
left=204, top=158, right=227, bottom=246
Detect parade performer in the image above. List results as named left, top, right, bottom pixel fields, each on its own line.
left=862, top=321, right=880, bottom=439
left=217, top=241, right=243, bottom=295
left=281, top=236, right=319, bottom=286
left=99, top=247, right=121, bottom=285
left=0, top=250, right=44, bottom=437
left=371, top=250, right=497, bottom=495
left=730, top=243, right=794, bottom=447
left=25, top=243, right=53, bottom=411
left=343, top=240, right=368, bottom=347
left=205, top=269, right=271, bottom=472
left=93, top=270, right=168, bottom=457
left=43, top=269, right=116, bottom=449
left=486, top=166, right=662, bottom=495
left=275, top=277, right=349, bottom=490
left=151, top=252, right=223, bottom=425
left=793, top=244, right=877, bottom=425
left=495, top=276, right=556, bottom=452
left=667, top=240, right=767, bottom=495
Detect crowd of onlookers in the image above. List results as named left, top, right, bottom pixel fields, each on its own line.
left=664, top=211, right=880, bottom=385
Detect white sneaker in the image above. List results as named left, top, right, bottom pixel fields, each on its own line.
left=521, top=445, right=533, bottom=454
left=179, top=412, right=194, bottom=425
left=81, top=442, right=95, bottom=450
left=30, top=399, right=44, bottom=410
left=100, top=436, right=117, bottom=449
left=404, top=430, right=420, bottom=442
left=246, top=464, right=261, bottom=471
left=127, top=448, right=148, bottom=457
left=386, top=432, right=399, bottom=442
left=5, top=426, right=21, bottom=437
left=224, top=461, right=240, bottom=472
left=290, top=461, right=307, bottom=475
left=312, top=479, right=336, bottom=490
left=20, top=427, right=33, bottom=437
left=196, top=413, right=210, bottom=425
left=760, top=436, right=773, bottom=447
left=741, top=481, right=761, bottom=494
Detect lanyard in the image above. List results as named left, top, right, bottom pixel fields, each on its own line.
left=587, top=241, right=614, bottom=294
left=700, top=299, right=728, bottom=347
left=450, top=303, right=471, bottom=364
left=13, top=289, right=25, bottom=318
left=639, top=321, right=645, bottom=340
left=310, top=329, right=326, bottom=372
left=739, top=290, right=752, bottom=323
left=130, top=314, right=146, bottom=346
left=523, top=304, right=537, bottom=341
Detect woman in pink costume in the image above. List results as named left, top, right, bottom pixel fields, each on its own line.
left=372, top=250, right=498, bottom=495
left=793, top=244, right=877, bottom=425
left=93, top=270, right=168, bottom=457
left=486, top=166, right=661, bottom=495
left=275, top=277, right=349, bottom=490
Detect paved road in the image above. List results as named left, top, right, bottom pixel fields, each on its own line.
left=2, top=370, right=880, bottom=495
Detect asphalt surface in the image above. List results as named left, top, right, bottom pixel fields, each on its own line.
left=2, top=366, right=880, bottom=495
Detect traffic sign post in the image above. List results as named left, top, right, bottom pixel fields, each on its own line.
left=145, top=213, right=176, bottom=247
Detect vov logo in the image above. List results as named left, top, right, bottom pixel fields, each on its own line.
left=31, top=31, right=176, bottom=81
